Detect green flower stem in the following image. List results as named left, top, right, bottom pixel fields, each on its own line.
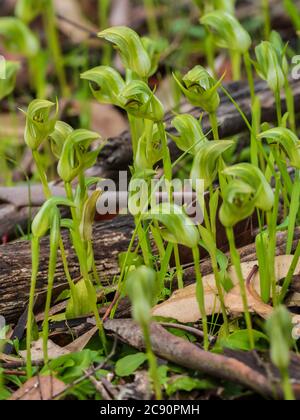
left=158, top=121, right=172, bottom=183
left=243, top=51, right=256, bottom=106
left=192, top=246, right=209, bottom=351
left=205, top=33, right=216, bottom=78
left=210, top=249, right=229, bottom=335
left=174, top=244, right=184, bottom=289
left=128, top=115, right=139, bottom=159
left=32, top=150, right=77, bottom=299
left=26, top=236, right=40, bottom=378
left=209, top=112, right=219, bottom=141
left=226, top=227, right=254, bottom=349
left=65, top=181, right=107, bottom=353
left=267, top=197, right=280, bottom=307
left=99, top=0, right=112, bottom=65
left=43, top=1, right=69, bottom=97
left=143, top=0, right=160, bottom=38
left=158, top=242, right=174, bottom=295
left=286, top=170, right=300, bottom=254
left=150, top=222, right=165, bottom=261
left=136, top=218, right=154, bottom=268
left=275, top=88, right=282, bottom=127
left=284, top=76, right=296, bottom=133
left=262, top=0, right=271, bottom=40
left=142, top=324, right=162, bottom=400
left=281, top=368, right=295, bottom=400
left=230, top=50, right=242, bottom=81
left=280, top=240, right=300, bottom=302
left=42, top=225, right=59, bottom=364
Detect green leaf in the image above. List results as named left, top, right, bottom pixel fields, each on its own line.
left=201, top=11, right=251, bottom=53
left=220, top=330, right=268, bottom=351
left=98, top=26, right=151, bottom=78
left=115, top=353, right=148, bottom=377
left=166, top=376, right=215, bottom=396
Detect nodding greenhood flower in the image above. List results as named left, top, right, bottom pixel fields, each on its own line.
left=220, top=163, right=274, bottom=227
left=200, top=11, right=251, bottom=54
left=170, top=114, right=208, bottom=155
left=50, top=121, right=73, bottom=159
left=79, top=189, right=102, bottom=242
left=0, top=61, right=20, bottom=100
left=255, top=41, right=285, bottom=93
left=57, top=129, right=101, bottom=183
left=98, top=26, right=151, bottom=79
left=143, top=203, right=200, bottom=249
left=120, top=80, right=164, bottom=122
left=258, top=127, right=300, bottom=169
left=31, top=197, right=75, bottom=239
left=191, top=140, right=235, bottom=190
left=81, top=66, right=125, bottom=106
left=135, top=123, right=163, bottom=171
left=173, top=66, right=221, bottom=113
left=24, top=99, right=58, bottom=150
left=265, top=305, right=293, bottom=373
left=0, top=17, right=39, bottom=57
left=15, top=0, right=46, bottom=23
left=126, top=265, right=158, bottom=327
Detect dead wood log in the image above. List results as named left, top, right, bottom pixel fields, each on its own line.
left=104, top=319, right=300, bottom=399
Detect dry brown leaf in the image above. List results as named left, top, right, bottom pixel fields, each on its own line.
left=10, top=375, right=66, bottom=400
left=20, top=327, right=97, bottom=362
left=152, top=255, right=300, bottom=323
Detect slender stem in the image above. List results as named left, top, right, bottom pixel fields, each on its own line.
left=98, top=0, right=111, bottom=65
left=42, top=224, right=59, bottom=365
left=243, top=51, right=256, bottom=106
left=230, top=50, right=242, bottom=81
left=43, top=0, right=69, bottom=97
left=262, top=0, right=271, bottom=40
left=143, top=0, right=160, bottom=38
left=174, top=244, right=183, bottom=289
left=210, top=250, right=229, bottom=335
left=280, top=240, right=300, bottom=302
left=281, top=368, right=295, bottom=401
left=275, top=88, right=283, bottom=127
left=226, top=227, right=254, bottom=349
left=26, top=237, right=40, bottom=378
left=286, top=170, right=300, bottom=254
left=205, top=32, right=216, bottom=78
left=192, top=246, right=209, bottom=351
left=284, top=76, right=296, bottom=133
left=209, top=112, right=219, bottom=140
left=143, top=324, right=162, bottom=400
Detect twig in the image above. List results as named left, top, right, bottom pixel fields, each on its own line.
left=55, top=13, right=98, bottom=39
left=159, top=322, right=216, bottom=344
left=102, top=292, right=121, bottom=322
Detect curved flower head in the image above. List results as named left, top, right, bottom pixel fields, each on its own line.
left=24, top=99, right=57, bottom=150
left=81, top=66, right=125, bottom=106
left=220, top=163, right=274, bottom=227
left=50, top=121, right=73, bottom=159
left=143, top=203, right=200, bottom=249
left=255, top=41, right=285, bottom=93
left=201, top=11, right=251, bottom=54
left=173, top=66, right=221, bottom=113
left=126, top=266, right=158, bottom=327
left=79, top=190, right=102, bottom=242
left=191, top=140, right=234, bottom=190
left=170, top=114, right=208, bottom=155
left=57, top=129, right=101, bottom=182
left=0, top=17, right=39, bottom=57
left=120, top=80, right=164, bottom=121
left=258, top=127, right=300, bottom=169
left=98, top=26, right=151, bottom=79
left=31, top=197, right=75, bottom=239
left=0, top=61, right=20, bottom=100
left=270, top=31, right=289, bottom=76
